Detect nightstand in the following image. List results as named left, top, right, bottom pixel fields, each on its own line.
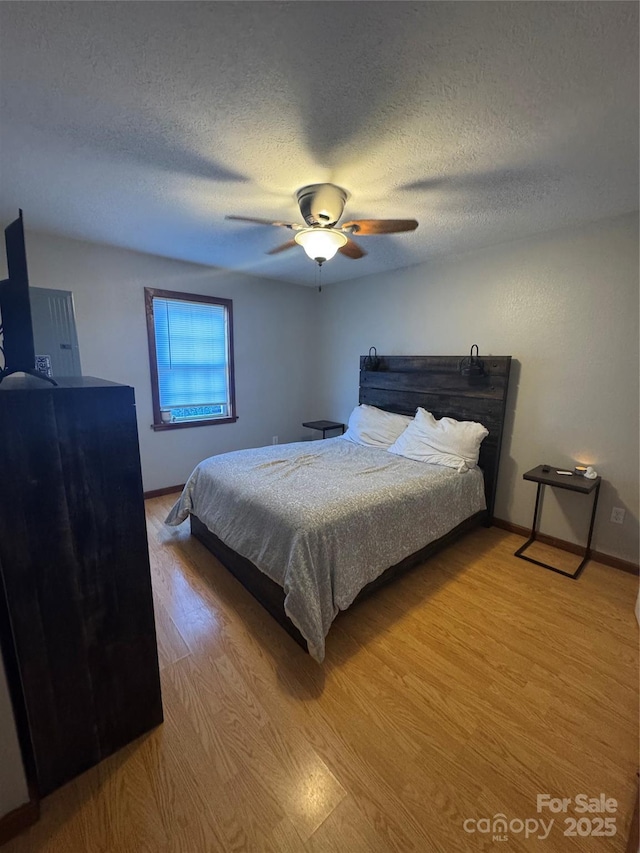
left=302, top=420, right=345, bottom=439
left=514, top=465, right=602, bottom=580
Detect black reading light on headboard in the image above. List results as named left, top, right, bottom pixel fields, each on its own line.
left=459, top=344, right=486, bottom=378
left=363, top=346, right=380, bottom=371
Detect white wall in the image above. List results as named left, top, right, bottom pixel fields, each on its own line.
left=316, top=212, right=639, bottom=563
left=4, top=216, right=638, bottom=562
left=0, top=656, right=28, bottom=817
left=18, top=232, right=320, bottom=492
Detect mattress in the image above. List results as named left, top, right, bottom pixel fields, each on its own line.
left=165, top=437, right=485, bottom=661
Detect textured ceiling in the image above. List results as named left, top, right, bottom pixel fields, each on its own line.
left=0, top=1, right=638, bottom=286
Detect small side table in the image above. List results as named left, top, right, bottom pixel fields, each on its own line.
left=302, top=420, right=345, bottom=439
left=514, top=465, right=602, bottom=580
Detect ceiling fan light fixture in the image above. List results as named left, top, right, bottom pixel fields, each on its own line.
left=294, top=227, right=347, bottom=263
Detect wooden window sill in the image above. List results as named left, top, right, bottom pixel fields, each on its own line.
left=151, top=416, right=238, bottom=431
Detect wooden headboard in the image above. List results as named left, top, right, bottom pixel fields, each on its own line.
left=359, top=354, right=512, bottom=521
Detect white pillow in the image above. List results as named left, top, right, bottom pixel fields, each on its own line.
left=342, top=404, right=414, bottom=448
left=387, top=407, right=489, bottom=472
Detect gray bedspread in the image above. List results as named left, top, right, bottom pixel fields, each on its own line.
left=165, top=437, right=485, bottom=661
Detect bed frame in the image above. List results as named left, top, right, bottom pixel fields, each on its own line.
left=190, top=354, right=512, bottom=652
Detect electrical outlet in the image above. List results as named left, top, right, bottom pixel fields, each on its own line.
left=272, top=436, right=278, bottom=445
left=610, top=507, right=625, bottom=525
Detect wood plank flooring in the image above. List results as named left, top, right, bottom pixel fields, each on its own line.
left=5, top=493, right=638, bottom=852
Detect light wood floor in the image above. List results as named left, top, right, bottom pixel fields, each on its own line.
left=6, top=494, right=638, bottom=852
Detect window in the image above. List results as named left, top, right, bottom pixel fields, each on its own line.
left=144, top=288, right=237, bottom=430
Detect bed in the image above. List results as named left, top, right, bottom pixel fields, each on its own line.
left=166, top=354, right=512, bottom=661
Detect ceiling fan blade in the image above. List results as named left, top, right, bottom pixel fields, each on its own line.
left=338, top=238, right=366, bottom=259
left=341, top=219, right=419, bottom=235
left=226, top=215, right=300, bottom=229
left=266, top=240, right=298, bottom=255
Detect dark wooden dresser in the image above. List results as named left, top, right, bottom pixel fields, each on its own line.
left=0, top=376, right=163, bottom=796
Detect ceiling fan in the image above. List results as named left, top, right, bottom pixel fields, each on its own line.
left=226, top=183, right=418, bottom=265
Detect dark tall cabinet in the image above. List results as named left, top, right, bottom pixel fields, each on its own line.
left=0, top=376, right=163, bottom=796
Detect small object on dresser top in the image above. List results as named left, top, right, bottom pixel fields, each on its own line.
left=556, top=470, right=573, bottom=475
left=574, top=465, right=588, bottom=476
left=541, top=465, right=551, bottom=472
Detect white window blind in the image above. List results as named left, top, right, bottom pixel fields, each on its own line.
left=153, top=297, right=230, bottom=410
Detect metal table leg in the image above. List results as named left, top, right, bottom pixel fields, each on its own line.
left=514, top=481, right=601, bottom=580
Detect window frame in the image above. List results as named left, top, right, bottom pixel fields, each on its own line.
left=144, top=287, right=237, bottom=431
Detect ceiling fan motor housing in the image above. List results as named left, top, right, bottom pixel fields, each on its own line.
left=296, top=184, right=348, bottom=227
